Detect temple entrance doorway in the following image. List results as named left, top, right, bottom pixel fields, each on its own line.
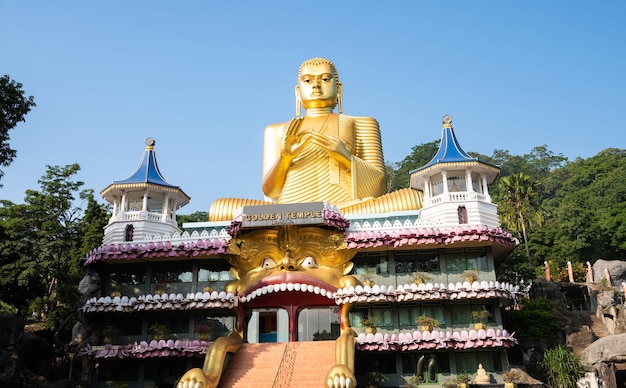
left=298, top=306, right=341, bottom=342
left=247, top=308, right=288, bottom=343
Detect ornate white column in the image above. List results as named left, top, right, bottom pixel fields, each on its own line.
left=465, top=170, right=474, bottom=192
left=162, top=193, right=170, bottom=221
left=442, top=172, right=449, bottom=194
left=481, top=175, right=490, bottom=199
left=142, top=190, right=148, bottom=212
left=423, top=177, right=430, bottom=200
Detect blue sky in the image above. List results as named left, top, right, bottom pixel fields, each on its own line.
left=2, top=1, right=625, bottom=214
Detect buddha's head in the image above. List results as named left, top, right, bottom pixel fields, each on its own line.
left=296, top=57, right=343, bottom=113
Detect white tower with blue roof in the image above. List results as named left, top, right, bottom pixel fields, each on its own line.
left=410, top=115, right=501, bottom=228
left=100, top=138, right=190, bottom=245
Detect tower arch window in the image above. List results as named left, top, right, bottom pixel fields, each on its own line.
left=125, top=224, right=134, bottom=241
left=458, top=206, right=468, bottom=224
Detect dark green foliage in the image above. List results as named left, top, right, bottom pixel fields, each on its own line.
left=0, top=164, right=109, bottom=327
left=177, top=210, right=208, bottom=228
left=510, top=298, right=560, bottom=341
left=532, top=149, right=626, bottom=265
left=388, top=140, right=439, bottom=191
left=0, top=75, right=36, bottom=184
left=79, top=189, right=110, bottom=256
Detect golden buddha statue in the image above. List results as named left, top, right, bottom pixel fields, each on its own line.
left=208, top=58, right=422, bottom=221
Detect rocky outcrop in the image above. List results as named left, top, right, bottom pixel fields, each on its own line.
left=581, top=333, right=626, bottom=367
left=593, top=259, right=626, bottom=286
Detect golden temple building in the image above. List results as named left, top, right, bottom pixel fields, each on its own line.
left=77, top=58, right=518, bottom=388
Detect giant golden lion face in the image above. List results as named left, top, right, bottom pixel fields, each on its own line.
left=225, top=226, right=357, bottom=304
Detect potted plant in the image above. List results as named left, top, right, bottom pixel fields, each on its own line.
left=195, top=323, right=212, bottom=341
left=463, top=270, right=479, bottom=283
left=403, top=375, right=423, bottom=388
left=366, top=371, right=388, bottom=388
left=148, top=322, right=170, bottom=340
left=457, top=373, right=471, bottom=388
left=416, top=315, right=440, bottom=332
left=471, top=306, right=491, bottom=330
left=153, top=278, right=170, bottom=295
left=441, top=378, right=457, bottom=388
left=502, top=369, right=521, bottom=388
left=361, top=317, right=379, bottom=334
left=412, top=271, right=433, bottom=285
left=102, top=325, right=119, bottom=344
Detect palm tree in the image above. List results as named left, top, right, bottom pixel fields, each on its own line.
left=497, top=173, right=543, bottom=265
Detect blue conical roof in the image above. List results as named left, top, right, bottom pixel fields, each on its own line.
left=410, top=115, right=498, bottom=174
left=101, top=138, right=190, bottom=203
left=113, top=138, right=178, bottom=188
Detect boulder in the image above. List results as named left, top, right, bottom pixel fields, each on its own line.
left=592, top=260, right=626, bottom=286
left=581, top=333, right=626, bottom=367
left=0, top=314, right=24, bottom=347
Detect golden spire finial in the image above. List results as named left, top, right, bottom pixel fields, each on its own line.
left=442, top=114, right=453, bottom=128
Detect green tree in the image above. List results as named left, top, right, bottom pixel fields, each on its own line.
left=79, top=189, right=110, bottom=256
left=496, top=173, right=543, bottom=266
left=177, top=210, right=208, bottom=228
left=0, top=164, right=87, bottom=326
left=0, top=75, right=36, bottom=185
left=389, top=140, right=439, bottom=191
left=510, top=297, right=560, bottom=341
left=532, top=148, right=626, bottom=264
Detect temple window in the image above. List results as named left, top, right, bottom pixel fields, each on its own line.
left=431, top=177, right=443, bottom=196
left=127, top=196, right=143, bottom=212
left=198, top=262, right=233, bottom=292
left=444, top=248, right=488, bottom=272
left=152, top=263, right=193, bottom=294
left=447, top=174, right=466, bottom=192
left=147, top=315, right=189, bottom=336
left=107, top=265, right=146, bottom=295
left=394, top=250, right=440, bottom=274
left=146, top=193, right=164, bottom=212
left=398, top=303, right=445, bottom=329
left=353, top=252, right=389, bottom=275
left=350, top=306, right=393, bottom=329
left=458, top=206, right=468, bottom=224
left=449, top=302, right=495, bottom=326
left=124, top=224, right=134, bottom=241
left=455, top=351, right=502, bottom=373
left=355, top=353, right=396, bottom=374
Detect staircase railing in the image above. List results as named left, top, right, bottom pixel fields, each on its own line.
left=273, top=342, right=298, bottom=388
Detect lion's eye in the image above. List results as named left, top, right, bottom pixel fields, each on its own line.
left=300, top=256, right=318, bottom=269
left=262, top=258, right=277, bottom=270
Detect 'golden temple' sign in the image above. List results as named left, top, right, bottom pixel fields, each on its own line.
left=240, top=202, right=326, bottom=228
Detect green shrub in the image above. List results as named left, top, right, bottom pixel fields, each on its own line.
left=540, top=344, right=584, bottom=388
left=511, top=297, right=560, bottom=340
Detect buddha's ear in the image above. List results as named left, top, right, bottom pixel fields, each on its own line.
left=336, top=83, right=343, bottom=114
left=295, top=85, right=301, bottom=117
left=342, top=262, right=354, bottom=275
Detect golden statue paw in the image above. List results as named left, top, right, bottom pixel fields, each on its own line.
left=177, top=368, right=208, bottom=388
left=325, top=365, right=356, bottom=388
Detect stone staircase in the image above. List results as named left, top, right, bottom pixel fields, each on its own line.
left=218, top=341, right=336, bottom=388
left=566, top=309, right=620, bottom=357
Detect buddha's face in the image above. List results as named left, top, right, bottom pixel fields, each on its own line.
left=297, top=63, right=338, bottom=110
